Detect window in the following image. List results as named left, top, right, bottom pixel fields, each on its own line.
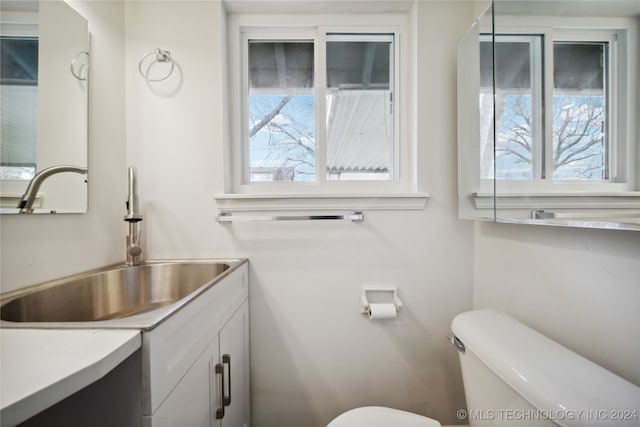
left=0, top=36, right=38, bottom=180
left=246, top=32, right=395, bottom=184
left=479, top=28, right=626, bottom=189
left=552, top=41, right=608, bottom=180
left=480, top=34, right=542, bottom=180
left=225, top=11, right=413, bottom=197
left=325, top=34, right=394, bottom=181
left=248, top=40, right=316, bottom=182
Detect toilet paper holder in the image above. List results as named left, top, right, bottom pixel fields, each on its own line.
left=360, top=286, right=403, bottom=314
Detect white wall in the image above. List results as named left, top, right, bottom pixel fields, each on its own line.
left=124, top=0, right=227, bottom=259
left=474, top=221, right=640, bottom=387
left=0, top=0, right=126, bottom=292
left=123, top=1, right=474, bottom=425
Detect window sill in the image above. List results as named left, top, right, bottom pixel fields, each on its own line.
left=473, top=191, right=640, bottom=209
left=214, top=192, right=429, bottom=212
left=1, top=193, right=41, bottom=209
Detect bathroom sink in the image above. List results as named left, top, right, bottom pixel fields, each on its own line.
left=0, top=259, right=245, bottom=330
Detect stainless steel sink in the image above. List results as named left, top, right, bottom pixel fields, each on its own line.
left=0, top=259, right=246, bottom=330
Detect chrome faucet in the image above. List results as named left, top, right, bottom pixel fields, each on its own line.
left=124, top=166, right=143, bottom=266
left=17, top=165, right=88, bottom=213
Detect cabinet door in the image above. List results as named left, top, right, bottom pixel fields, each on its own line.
left=218, top=301, right=250, bottom=427
left=149, top=336, right=220, bottom=427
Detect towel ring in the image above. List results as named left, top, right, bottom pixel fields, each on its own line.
left=70, top=51, right=89, bottom=81
left=138, top=48, right=175, bottom=82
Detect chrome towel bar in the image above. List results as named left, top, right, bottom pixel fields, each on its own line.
left=217, top=211, right=364, bottom=223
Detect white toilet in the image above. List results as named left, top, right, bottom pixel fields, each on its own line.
left=327, top=406, right=440, bottom=426
left=328, top=309, right=640, bottom=427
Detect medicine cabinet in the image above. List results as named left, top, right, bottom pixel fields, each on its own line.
left=458, top=0, right=640, bottom=231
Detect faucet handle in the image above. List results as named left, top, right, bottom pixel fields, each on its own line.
left=127, top=231, right=143, bottom=257
left=128, top=245, right=143, bottom=257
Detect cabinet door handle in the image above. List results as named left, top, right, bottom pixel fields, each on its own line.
left=222, top=354, right=231, bottom=407
left=215, top=362, right=225, bottom=419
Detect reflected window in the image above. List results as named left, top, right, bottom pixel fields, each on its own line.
left=0, top=36, right=38, bottom=179
left=553, top=42, right=607, bottom=180
left=480, top=35, right=542, bottom=180
left=480, top=32, right=615, bottom=183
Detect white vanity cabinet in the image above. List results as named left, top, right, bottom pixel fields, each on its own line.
left=142, top=263, right=250, bottom=427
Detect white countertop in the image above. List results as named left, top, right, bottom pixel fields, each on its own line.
left=0, top=328, right=141, bottom=426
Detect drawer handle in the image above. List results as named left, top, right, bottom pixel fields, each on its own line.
left=223, top=354, right=232, bottom=407
left=215, top=362, right=225, bottom=419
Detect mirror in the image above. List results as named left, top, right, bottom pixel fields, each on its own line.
left=0, top=0, right=89, bottom=214
left=458, top=0, right=640, bottom=231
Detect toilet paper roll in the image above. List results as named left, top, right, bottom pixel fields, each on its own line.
left=368, top=303, right=397, bottom=320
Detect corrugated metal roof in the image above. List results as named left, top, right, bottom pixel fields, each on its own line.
left=326, top=90, right=391, bottom=173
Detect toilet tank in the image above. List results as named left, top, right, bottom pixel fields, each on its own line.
left=450, top=309, right=639, bottom=427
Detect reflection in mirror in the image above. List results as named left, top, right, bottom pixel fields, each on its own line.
left=458, top=1, right=494, bottom=221
left=0, top=0, right=89, bottom=214
left=458, top=0, right=640, bottom=231
left=485, top=34, right=616, bottom=181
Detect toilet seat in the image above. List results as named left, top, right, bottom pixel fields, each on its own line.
left=327, top=406, right=441, bottom=426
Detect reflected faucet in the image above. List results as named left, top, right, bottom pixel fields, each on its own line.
left=124, top=166, right=143, bottom=266
left=17, top=165, right=88, bottom=213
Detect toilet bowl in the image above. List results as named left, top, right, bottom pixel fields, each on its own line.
left=327, top=406, right=440, bottom=427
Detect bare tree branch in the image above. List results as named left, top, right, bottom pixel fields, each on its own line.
left=249, top=95, right=292, bottom=138
left=498, top=94, right=604, bottom=178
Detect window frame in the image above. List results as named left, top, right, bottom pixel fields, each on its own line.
left=226, top=13, right=413, bottom=196
left=479, top=18, right=634, bottom=196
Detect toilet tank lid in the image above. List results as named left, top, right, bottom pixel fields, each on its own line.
left=451, top=309, right=639, bottom=427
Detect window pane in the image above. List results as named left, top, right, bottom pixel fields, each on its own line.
left=552, top=42, right=607, bottom=180
left=326, top=35, right=393, bottom=181
left=481, top=36, right=540, bottom=180
left=1, top=85, right=37, bottom=168
left=1, top=37, right=38, bottom=177
left=1, top=36, right=38, bottom=84
left=248, top=41, right=315, bottom=182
